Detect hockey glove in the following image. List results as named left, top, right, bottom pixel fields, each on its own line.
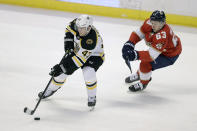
left=64, top=32, right=74, bottom=55
left=122, top=49, right=139, bottom=61
left=122, top=41, right=135, bottom=54
left=64, top=42, right=74, bottom=53
left=65, top=49, right=74, bottom=56
left=64, top=41, right=74, bottom=50
left=49, top=64, right=65, bottom=77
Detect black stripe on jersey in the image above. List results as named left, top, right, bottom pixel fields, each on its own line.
left=75, top=55, right=85, bottom=65
left=52, top=77, right=64, bottom=84
left=86, top=82, right=97, bottom=87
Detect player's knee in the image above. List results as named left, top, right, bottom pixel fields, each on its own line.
left=140, top=62, right=152, bottom=73
left=54, top=73, right=67, bottom=83
left=83, top=67, right=96, bottom=82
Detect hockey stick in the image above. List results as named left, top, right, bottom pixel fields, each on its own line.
left=125, top=59, right=132, bottom=74
left=24, top=53, right=69, bottom=115
left=24, top=77, right=53, bottom=115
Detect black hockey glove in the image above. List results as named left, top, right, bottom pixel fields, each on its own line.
left=122, top=49, right=139, bottom=61
left=64, top=32, right=74, bottom=54
left=122, top=41, right=136, bottom=61
left=64, top=42, right=74, bottom=56
left=49, top=64, right=64, bottom=77
left=122, top=41, right=135, bottom=53
left=65, top=48, right=74, bottom=56
left=64, top=42, right=74, bottom=51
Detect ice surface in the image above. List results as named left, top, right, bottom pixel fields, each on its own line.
left=0, top=4, right=197, bottom=131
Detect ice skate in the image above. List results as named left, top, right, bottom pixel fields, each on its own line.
left=128, top=82, right=147, bottom=92
left=38, top=88, right=60, bottom=99
left=125, top=72, right=140, bottom=83
left=88, top=96, right=96, bottom=111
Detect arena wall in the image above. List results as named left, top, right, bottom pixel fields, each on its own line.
left=0, top=0, right=196, bottom=27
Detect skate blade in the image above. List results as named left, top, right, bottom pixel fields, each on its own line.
left=89, top=106, right=95, bottom=111
left=127, top=89, right=139, bottom=93
left=127, top=90, right=145, bottom=94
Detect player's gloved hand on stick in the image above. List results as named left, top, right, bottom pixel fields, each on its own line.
left=122, top=49, right=139, bottom=61
left=122, top=41, right=139, bottom=61
left=49, top=64, right=64, bottom=77
left=65, top=49, right=74, bottom=56
left=122, top=41, right=135, bottom=53
left=64, top=42, right=74, bottom=55
left=64, top=42, right=73, bottom=51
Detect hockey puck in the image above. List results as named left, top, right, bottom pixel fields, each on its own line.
left=34, top=117, right=40, bottom=120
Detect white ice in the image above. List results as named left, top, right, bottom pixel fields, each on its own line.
left=0, top=4, right=197, bottom=131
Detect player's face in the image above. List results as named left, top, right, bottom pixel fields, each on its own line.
left=78, top=27, right=91, bottom=36
left=151, top=20, right=164, bottom=32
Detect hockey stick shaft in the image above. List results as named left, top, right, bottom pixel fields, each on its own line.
left=125, top=59, right=132, bottom=74
left=24, top=54, right=68, bottom=115
left=31, top=77, right=53, bottom=115
left=24, top=77, right=53, bottom=115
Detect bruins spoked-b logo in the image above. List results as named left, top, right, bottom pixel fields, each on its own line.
left=86, top=39, right=93, bottom=44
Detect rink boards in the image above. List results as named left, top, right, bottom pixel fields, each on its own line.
left=0, top=0, right=197, bottom=27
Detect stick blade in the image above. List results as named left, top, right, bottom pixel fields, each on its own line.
left=24, top=107, right=34, bottom=115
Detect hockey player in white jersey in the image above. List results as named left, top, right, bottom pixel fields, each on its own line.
left=38, top=15, right=105, bottom=109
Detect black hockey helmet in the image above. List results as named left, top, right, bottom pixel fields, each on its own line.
left=150, top=10, right=166, bottom=22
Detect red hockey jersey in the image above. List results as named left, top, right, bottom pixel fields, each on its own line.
left=129, top=19, right=182, bottom=62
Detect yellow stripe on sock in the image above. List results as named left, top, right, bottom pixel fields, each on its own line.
left=86, top=84, right=97, bottom=90
left=52, top=79, right=64, bottom=86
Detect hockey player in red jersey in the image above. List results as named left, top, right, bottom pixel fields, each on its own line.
left=122, top=10, right=182, bottom=92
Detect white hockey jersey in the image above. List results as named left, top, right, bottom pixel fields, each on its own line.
left=65, top=20, right=104, bottom=67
